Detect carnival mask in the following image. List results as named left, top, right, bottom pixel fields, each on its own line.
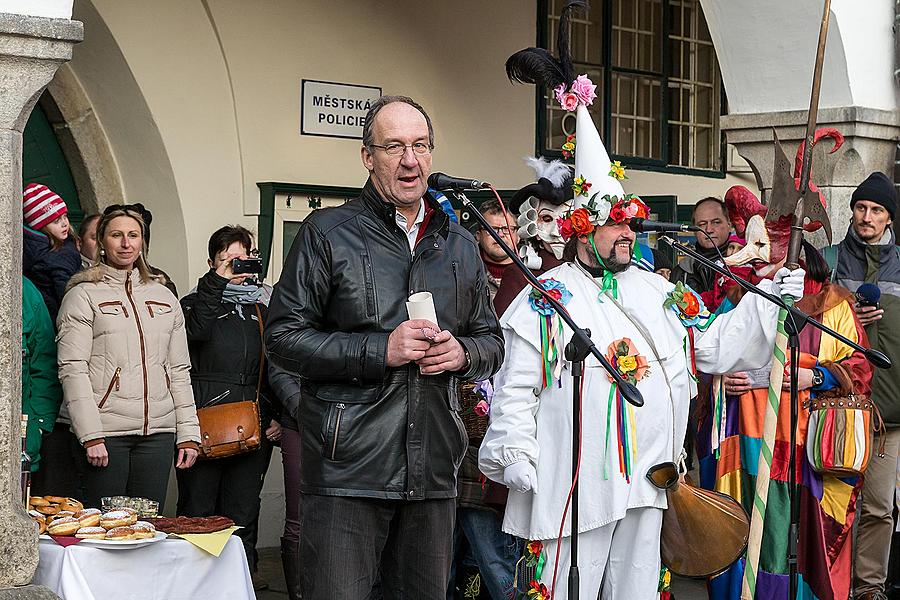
left=533, top=199, right=573, bottom=259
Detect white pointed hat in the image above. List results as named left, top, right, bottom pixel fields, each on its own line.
left=572, top=104, right=624, bottom=225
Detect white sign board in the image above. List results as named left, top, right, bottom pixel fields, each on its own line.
left=301, top=80, right=382, bottom=139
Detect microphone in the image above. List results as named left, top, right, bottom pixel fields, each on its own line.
left=856, top=283, right=881, bottom=308
left=427, top=172, right=489, bottom=191
left=629, top=218, right=699, bottom=233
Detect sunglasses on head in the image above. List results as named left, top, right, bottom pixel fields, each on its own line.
left=103, top=203, right=152, bottom=224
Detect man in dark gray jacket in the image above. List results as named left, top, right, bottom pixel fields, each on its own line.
left=265, top=95, right=504, bottom=599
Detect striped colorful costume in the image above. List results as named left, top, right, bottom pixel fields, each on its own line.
left=697, top=280, right=872, bottom=600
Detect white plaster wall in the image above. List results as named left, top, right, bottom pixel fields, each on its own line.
left=0, top=0, right=73, bottom=19
left=702, top=0, right=898, bottom=115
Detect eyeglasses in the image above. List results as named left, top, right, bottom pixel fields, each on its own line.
left=490, top=226, right=513, bottom=237
left=368, top=142, right=433, bottom=156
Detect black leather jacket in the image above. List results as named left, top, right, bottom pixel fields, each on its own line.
left=265, top=180, right=504, bottom=500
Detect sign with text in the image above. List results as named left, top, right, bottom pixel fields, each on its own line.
left=301, top=80, right=381, bottom=139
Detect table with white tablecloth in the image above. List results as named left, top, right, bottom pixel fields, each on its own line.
left=34, top=535, right=254, bottom=600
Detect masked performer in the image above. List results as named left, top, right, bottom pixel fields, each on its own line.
left=478, top=7, right=803, bottom=595
left=494, top=157, right=574, bottom=316
left=696, top=172, right=873, bottom=600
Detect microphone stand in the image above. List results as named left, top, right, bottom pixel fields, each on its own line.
left=659, top=235, right=890, bottom=599
left=448, top=190, right=644, bottom=600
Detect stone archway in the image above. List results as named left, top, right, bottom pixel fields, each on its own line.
left=52, top=0, right=191, bottom=288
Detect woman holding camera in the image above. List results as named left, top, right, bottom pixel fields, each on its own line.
left=56, top=206, right=200, bottom=509
left=176, top=225, right=283, bottom=582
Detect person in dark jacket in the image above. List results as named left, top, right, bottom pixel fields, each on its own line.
left=669, top=196, right=733, bottom=294
left=267, top=363, right=302, bottom=600
left=265, top=95, right=504, bottom=600
left=824, top=172, right=900, bottom=599
left=176, top=225, right=282, bottom=584
left=22, top=183, right=82, bottom=323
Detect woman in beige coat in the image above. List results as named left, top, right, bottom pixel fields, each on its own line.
left=57, top=206, right=200, bottom=508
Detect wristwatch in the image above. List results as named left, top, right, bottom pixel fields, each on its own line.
left=811, top=367, right=824, bottom=388
left=462, top=347, right=471, bottom=371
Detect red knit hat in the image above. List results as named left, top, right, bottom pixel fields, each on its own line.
left=23, top=183, right=68, bottom=230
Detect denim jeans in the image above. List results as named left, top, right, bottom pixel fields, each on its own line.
left=448, top=508, right=524, bottom=600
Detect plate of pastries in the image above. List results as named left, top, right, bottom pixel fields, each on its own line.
left=29, top=496, right=165, bottom=548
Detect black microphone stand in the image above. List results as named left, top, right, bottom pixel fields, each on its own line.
left=449, top=191, right=644, bottom=600
left=659, top=235, right=890, bottom=599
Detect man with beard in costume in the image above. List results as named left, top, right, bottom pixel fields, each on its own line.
left=494, top=157, right=573, bottom=316
left=478, top=61, right=800, bottom=599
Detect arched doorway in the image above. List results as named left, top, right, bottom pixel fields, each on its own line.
left=22, top=98, right=86, bottom=228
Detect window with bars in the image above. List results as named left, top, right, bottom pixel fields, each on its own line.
left=539, top=0, right=723, bottom=173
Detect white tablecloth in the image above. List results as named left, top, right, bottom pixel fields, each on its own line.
left=34, top=535, right=254, bottom=600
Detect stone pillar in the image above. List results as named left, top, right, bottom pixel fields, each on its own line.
left=721, top=106, right=900, bottom=246
left=0, top=12, right=82, bottom=590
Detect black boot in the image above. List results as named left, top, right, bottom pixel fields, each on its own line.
left=281, top=537, right=302, bottom=600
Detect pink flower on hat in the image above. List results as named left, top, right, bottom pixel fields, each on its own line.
left=23, top=183, right=68, bottom=231
left=553, top=84, right=580, bottom=112
left=571, top=75, right=597, bottom=106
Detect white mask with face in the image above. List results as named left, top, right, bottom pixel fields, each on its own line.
left=534, top=199, right=573, bottom=259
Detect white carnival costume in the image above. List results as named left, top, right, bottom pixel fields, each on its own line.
left=479, top=9, right=793, bottom=595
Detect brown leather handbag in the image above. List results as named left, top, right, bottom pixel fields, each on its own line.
left=649, top=461, right=750, bottom=578
left=196, top=305, right=264, bottom=460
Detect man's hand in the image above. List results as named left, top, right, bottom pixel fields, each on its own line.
left=782, top=367, right=814, bottom=391
left=386, top=319, right=440, bottom=367
left=724, top=372, right=752, bottom=396
left=417, top=329, right=467, bottom=374
left=854, top=304, right=884, bottom=327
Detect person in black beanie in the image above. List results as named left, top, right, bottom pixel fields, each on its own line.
left=823, top=171, right=899, bottom=599
left=850, top=171, right=897, bottom=233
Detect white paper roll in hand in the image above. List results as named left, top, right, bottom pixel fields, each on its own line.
left=503, top=461, right=538, bottom=494
left=771, top=267, right=806, bottom=301
left=406, top=291, right=439, bottom=327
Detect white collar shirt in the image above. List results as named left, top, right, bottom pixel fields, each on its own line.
left=395, top=199, right=426, bottom=252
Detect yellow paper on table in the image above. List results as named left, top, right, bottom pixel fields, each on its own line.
left=170, top=526, right=241, bottom=557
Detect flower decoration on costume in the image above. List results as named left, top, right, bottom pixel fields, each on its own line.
left=572, top=175, right=591, bottom=197
left=526, top=581, right=551, bottom=600
left=609, top=160, right=627, bottom=180
left=471, top=380, right=494, bottom=417
left=528, top=279, right=571, bottom=389
left=561, top=134, right=576, bottom=159
left=554, top=75, right=597, bottom=111
left=607, top=194, right=649, bottom=224
left=528, top=278, right=572, bottom=316
left=602, top=338, right=649, bottom=482
left=606, top=338, right=650, bottom=385
left=663, top=281, right=711, bottom=328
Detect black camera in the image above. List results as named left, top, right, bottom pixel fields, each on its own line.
left=232, top=250, right=263, bottom=274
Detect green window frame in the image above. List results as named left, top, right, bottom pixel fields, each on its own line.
left=536, top=0, right=726, bottom=178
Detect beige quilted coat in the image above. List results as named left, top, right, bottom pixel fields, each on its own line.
left=56, top=264, right=200, bottom=447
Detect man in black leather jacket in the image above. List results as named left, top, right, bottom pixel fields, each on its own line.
left=265, top=95, right=504, bottom=599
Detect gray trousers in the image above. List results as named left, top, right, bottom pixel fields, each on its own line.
left=299, top=494, right=455, bottom=600
left=854, top=426, right=900, bottom=596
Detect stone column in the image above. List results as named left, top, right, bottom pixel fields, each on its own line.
left=721, top=106, right=900, bottom=246
left=0, top=13, right=82, bottom=590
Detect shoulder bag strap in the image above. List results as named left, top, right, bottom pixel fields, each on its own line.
left=254, top=303, right=265, bottom=404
